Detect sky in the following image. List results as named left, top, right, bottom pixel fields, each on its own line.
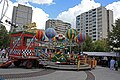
left=0, top=0, right=120, bottom=31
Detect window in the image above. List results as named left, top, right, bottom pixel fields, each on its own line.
left=86, top=21, right=88, bottom=23
left=86, top=27, right=88, bottom=29
left=93, top=35, right=96, bottom=37
left=93, top=25, right=96, bottom=27
left=93, top=32, right=96, bottom=34
left=93, top=28, right=96, bottom=31
left=77, top=29, right=80, bottom=31
left=24, top=37, right=33, bottom=46
left=12, top=37, right=21, bottom=46
left=93, top=15, right=96, bottom=17
left=86, top=30, right=88, bottom=32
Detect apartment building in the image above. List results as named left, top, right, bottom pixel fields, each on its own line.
left=11, top=4, right=33, bottom=32
left=76, top=6, right=113, bottom=41
left=45, top=19, right=71, bottom=35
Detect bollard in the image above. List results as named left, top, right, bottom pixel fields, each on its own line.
left=95, top=60, right=97, bottom=67
left=77, top=60, right=80, bottom=71
left=84, top=57, right=87, bottom=64
left=49, top=54, right=52, bottom=61
left=91, top=59, right=93, bottom=69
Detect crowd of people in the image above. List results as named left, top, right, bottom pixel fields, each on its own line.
left=96, top=56, right=119, bottom=71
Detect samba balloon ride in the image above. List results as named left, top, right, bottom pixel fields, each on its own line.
left=66, top=29, right=77, bottom=53
left=0, top=28, right=96, bottom=70
left=77, top=32, right=86, bottom=53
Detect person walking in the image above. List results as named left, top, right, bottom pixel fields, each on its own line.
left=110, top=58, right=115, bottom=70
left=1, top=48, right=6, bottom=58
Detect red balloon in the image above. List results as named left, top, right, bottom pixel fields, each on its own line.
left=77, top=33, right=85, bottom=43
left=36, top=30, right=44, bottom=42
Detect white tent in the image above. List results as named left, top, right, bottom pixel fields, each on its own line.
left=84, top=52, right=117, bottom=57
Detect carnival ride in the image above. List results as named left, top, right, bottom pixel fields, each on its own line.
left=0, top=0, right=97, bottom=70
left=0, top=28, right=97, bottom=70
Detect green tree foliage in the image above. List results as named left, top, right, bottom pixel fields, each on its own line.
left=108, top=18, right=120, bottom=48
left=93, top=40, right=110, bottom=52
left=83, top=35, right=94, bottom=52
left=0, top=24, right=10, bottom=48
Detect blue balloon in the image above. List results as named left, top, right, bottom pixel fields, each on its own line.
left=45, top=28, right=57, bottom=40
left=77, top=33, right=86, bottom=43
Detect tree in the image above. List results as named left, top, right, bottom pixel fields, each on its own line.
left=108, top=18, right=120, bottom=48
left=0, top=24, right=10, bottom=48
left=83, top=35, right=94, bottom=52
left=108, top=18, right=120, bottom=67
left=93, top=40, right=110, bottom=52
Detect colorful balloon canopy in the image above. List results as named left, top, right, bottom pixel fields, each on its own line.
left=41, top=34, right=47, bottom=41
left=52, top=36, right=56, bottom=41
left=56, top=34, right=66, bottom=42
left=36, top=30, right=44, bottom=41
left=74, top=36, right=80, bottom=44
left=66, top=29, right=77, bottom=41
left=65, top=38, right=69, bottom=42
left=77, top=32, right=86, bottom=43
left=45, top=28, right=57, bottom=40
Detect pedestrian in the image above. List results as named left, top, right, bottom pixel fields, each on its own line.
left=1, top=48, right=6, bottom=58
left=115, top=60, right=118, bottom=71
left=110, top=58, right=115, bottom=70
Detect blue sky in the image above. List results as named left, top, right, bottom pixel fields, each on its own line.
left=28, top=0, right=81, bottom=18
left=10, top=0, right=119, bottom=18
left=1, top=0, right=120, bottom=30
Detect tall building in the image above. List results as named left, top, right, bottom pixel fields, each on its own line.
left=11, top=4, right=33, bottom=32
left=76, top=6, right=113, bottom=41
left=45, top=19, right=71, bottom=35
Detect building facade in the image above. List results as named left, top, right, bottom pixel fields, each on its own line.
left=11, top=4, right=33, bottom=32
left=45, top=19, right=71, bottom=35
left=76, top=6, right=113, bottom=41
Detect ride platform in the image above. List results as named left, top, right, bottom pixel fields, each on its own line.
left=43, top=61, right=91, bottom=71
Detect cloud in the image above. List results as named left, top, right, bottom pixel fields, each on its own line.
left=106, top=1, right=120, bottom=22
left=1, top=0, right=120, bottom=31
left=56, top=0, right=120, bottom=28
left=0, top=0, right=49, bottom=31
left=57, top=0, right=101, bottom=28
left=32, top=7, right=49, bottom=30
left=16, top=0, right=54, bottom=5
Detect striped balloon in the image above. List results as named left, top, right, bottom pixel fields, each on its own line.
left=66, top=29, right=77, bottom=41
left=36, top=30, right=44, bottom=42
left=45, top=28, right=57, bottom=40
left=77, top=33, right=86, bottom=43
